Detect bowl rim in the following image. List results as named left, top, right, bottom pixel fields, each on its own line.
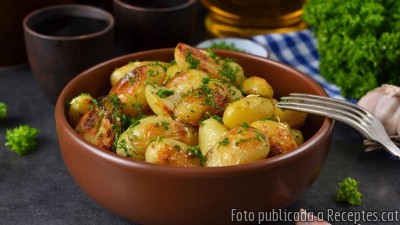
left=55, top=48, right=334, bottom=177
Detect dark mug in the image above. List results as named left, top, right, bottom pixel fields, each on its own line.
left=113, top=0, right=199, bottom=53
left=23, top=4, right=115, bottom=104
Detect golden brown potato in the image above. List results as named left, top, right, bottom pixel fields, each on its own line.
left=173, top=79, right=231, bottom=127
left=164, top=69, right=209, bottom=96
left=250, top=120, right=297, bottom=157
left=109, top=65, right=166, bottom=117
left=68, top=93, right=95, bottom=128
left=198, top=117, right=228, bottom=155
left=222, top=95, right=274, bottom=129
left=75, top=95, right=124, bottom=151
left=110, top=61, right=168, bottom=86
left=241, top=76, right=274, bottom=98
left=145, top=138, right=203, bottom=167
left=115, top=116, right=198, bottom=160
left=174, top=43, right=221, bottom=77
left=273, top=105, right=308, bottom=129
left=205, top=126, right=270, bottom=167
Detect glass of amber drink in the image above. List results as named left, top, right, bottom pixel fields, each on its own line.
left=201, top=0, right=307, bottom=37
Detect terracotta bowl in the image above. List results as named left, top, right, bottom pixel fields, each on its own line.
left=55, top=49, right=334, bottom=225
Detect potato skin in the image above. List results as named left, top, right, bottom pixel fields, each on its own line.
left=110, top=61, right=168, bottom=86
left=222, top=96, right=274, bottom=129
left=205, top=126, right=270, bottom=167
left=115, top=116, right=198, bottom=160
left=251, top=120, right=297, bottom=157
left=174, top=43, right=221, bottom=78
left=75, top=96, right=124, bottom=151
left=68, top=93, right=95, bottom=128
left=198, top=117, right=228, bottom=155
left=145, top=138, right=202, bottom=167
left=109, top=65, right=166, bottom=117
left=274, top=106, right=308, bottom=129
left=164, top=69, right=208, bottom=96
left=241, top=76, right=274, bottom=98
left=173, top=79, right=232, bottom=127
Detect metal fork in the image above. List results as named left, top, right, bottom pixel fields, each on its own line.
left=276, top=93, right=400, bottom=159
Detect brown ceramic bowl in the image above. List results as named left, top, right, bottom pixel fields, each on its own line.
left=55, top=49, right=334, bottom=225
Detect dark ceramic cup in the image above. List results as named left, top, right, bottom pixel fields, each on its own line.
left=113, top=0, right=198, bottom=53
left=23, top=4, right=115, bottom=104
left=0, top=0, right=73, bottom=68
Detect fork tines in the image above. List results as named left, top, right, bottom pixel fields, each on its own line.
left=276, top=93, right=400, bottom=159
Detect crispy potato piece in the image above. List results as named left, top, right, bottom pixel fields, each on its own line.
left=174, top=43, right=221, bottom=78
left=241, top=76, right=274, bottom=98
left=68, top=93, right=95, bottom=128
left=110, top=61, right=168, bottom=86
left=75, top=95, right=124, bottom=151
left=109, top=65, right=166, bottom=117
left=223, top=95, right=274, bottom=129
left=205, top=126, right=270, bottom=167
left=115, top=116, right=198, bottom=160
left=251, top=120, right=297, bottom=157
left=173, top=79, right=231, bottom=127
left=145, top=138, right=203, bottom=167
left=164, top=69, right=209, bottom=96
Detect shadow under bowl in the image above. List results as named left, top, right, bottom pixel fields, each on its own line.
left=55, top=48, right=334, bottom=225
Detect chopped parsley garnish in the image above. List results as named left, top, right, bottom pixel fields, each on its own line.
left=156, top=89, right=175, bottom=98
left=185, top=51, right=200, bottom=69
left=219, top=59, right=239, bottom=84
left=219, top=137, right=229, bottom=146
left=186, top=145, right=206, bottom=165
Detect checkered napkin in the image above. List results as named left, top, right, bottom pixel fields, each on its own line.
left=251, top=29, right=345, bottom=100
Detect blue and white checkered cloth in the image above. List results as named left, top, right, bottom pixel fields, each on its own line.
left=251, top=29, right=345, bottom=100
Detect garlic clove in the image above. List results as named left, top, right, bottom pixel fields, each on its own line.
left=358, top=84, right=400, bottom=136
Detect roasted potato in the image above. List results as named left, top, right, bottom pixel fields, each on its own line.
left=198, top=117, right=228, bottom=155
left=109, top=65, right=166, bottom=117
left=173, top=79, right=232, bottom=127
left=223, top=95, right=274, bottom=129
left=241, top=76, right=274, bottom=98
left=115, top=116, right=198, bottom=160
left=145, top=138, right=203, bottom=167
left=174, top=43, right=221, bottom=77
left=75, top=95, right=124, bottom=151
left=251, top=120, right=297, bottom=157
left=273, top=105, right=308, bottom=129
left=145, top=84, right=180, bottom=117
left=68, top=93, right=95, bottom=128
left=164, top=69, right=209, bottom=96
left=205, top=126, right=270, bottom=167
left=218, top=60, right=246, bottom=87
left=110, top=61, right=168, bottom=86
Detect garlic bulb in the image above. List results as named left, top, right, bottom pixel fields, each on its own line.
left=358, top=84, right=400, bottom=136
